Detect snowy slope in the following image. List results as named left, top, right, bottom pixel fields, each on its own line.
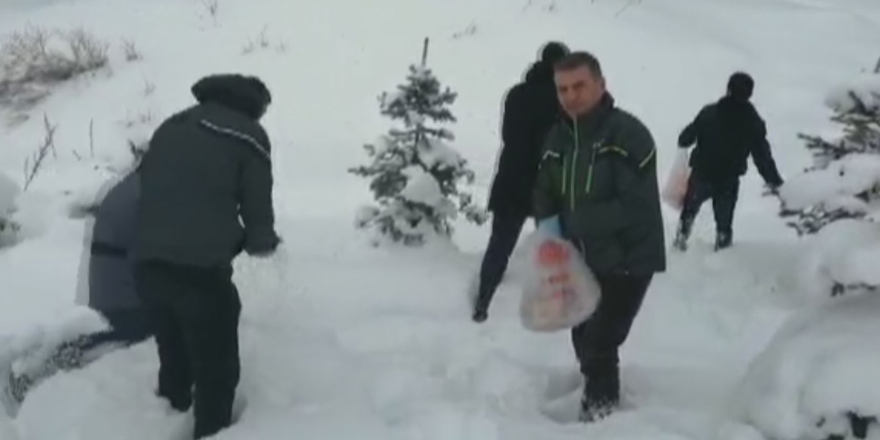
left=1, top=0, right=880, bottom=438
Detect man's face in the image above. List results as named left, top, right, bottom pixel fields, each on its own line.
left=554, top=66, right=605, bottom=119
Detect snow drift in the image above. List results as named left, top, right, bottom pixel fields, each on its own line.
left=735, top=293, right=880, bottom=440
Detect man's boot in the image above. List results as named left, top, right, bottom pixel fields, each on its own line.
left=577, top=363, right=620, bottom=423
left=672, top=219, right=693, bottom=252
left=715, top=231, right=732, bottom=251
left=471, top=287, right=491, bottom=323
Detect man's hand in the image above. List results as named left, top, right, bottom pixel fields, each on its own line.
left=537, top=215, right=561, bottom=236
left=762, top=182, right=783, bottom=197
left=247, top=235, right=282, bottom=258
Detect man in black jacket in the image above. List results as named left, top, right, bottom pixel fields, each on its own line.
left=133, top=74, right=280, bottom=439
left=673, top=72, right=784, bottom=251
left=533, top=52, right=666, bottom=422
left=472, top=41, right=568, bottom=323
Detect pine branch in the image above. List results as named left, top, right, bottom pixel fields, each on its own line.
left=781, top=78, right=880, bottom=235
left=780, top=205, right=864, bottom=236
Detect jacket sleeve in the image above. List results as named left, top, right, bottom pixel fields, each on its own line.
left=492, top=88, right=527, bottom=199
left=532, top=142, right=563, bottom=221
left=568, top=117, right=658, bottom=238
left=238, top=130, right=280, bottom=255
left=749, top=116, right=784, bottom=186
left=677, top=107, right=705, bottom=148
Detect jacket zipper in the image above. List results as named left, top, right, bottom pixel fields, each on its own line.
left=570, top=123, right=579, bottom=210
left=561, top=154, right=567, bottom=197
left=585, top=146, right=597, bottom=194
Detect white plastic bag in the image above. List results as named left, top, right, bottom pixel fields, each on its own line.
left=519, top=229, right=601, bottom=332
left=661, top=149, right=691, bottom=211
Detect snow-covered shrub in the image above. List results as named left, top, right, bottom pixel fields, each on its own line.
left=734, top=293, right=880, bottom=440
left=0, top=26, right=109, bottom=111
left=779, top=72, right=880, bottom=296
left=349, top=55, right=488, bottom=246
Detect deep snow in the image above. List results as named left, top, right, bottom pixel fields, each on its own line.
left=1, top=0, right=880, bottom=439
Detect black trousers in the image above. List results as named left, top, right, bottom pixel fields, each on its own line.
left=679, top=175, right=740, bottom=237
left=475, top=211, right=530, bottom=310
left=134, top=260, right=242, bottom=440
left=571, top=274, right=652, bottom=399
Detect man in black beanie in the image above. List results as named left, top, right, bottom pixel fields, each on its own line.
left=673, top=72, right=784, bottom=251
left=133, top=73, right=280, bottom=439
left=472, top=41, right=569, bottom=323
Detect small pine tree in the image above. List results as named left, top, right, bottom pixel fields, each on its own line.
left=779, top=71, right=880, bottom=295
left=349, top=39, right=488, bottom=246
left=779, top=75, right=880, bottom=234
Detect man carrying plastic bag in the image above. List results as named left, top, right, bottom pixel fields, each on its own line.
left=530, top=52, right=666, bottom=422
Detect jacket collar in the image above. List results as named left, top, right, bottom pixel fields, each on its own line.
left=561, top=92, right=615, bottom=132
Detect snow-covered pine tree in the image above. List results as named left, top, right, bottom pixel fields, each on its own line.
left=779, top=74, right=880, bottom=234
left=349, top=39, right=488, bottom=246
left=778, top=71, right=880, bottom=295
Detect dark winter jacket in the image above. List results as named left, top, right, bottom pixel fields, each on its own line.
left=678, top=96, right=783, bottom=186
left=533, top=93, right=666, bottom=275
left=88, top=170, right=142, bottom=312
left=133, top=74, right=280, bottom=268
left=488, top=61, right=562, bottom=216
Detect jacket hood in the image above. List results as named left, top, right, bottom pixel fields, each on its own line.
left=191, top=74, right=272, bottom=120
left=525, top=61, right=554, bottom=84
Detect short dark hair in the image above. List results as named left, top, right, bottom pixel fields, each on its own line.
left=553, top=51, right=603, bottom=78
left=727, top=71, right=754, bottom=100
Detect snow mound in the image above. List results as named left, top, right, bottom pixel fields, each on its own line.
left=735, top=293, right=880, bottom=440
left=791, top=219, right=880, bottom=301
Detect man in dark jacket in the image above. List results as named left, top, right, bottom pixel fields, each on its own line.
left=472, top=41, right=569, bottom=323
left=3, top=169, right=153, bottom=417
left=133, top=74, right=280, bottom=439
left=673, top=72, right=784, bottom=251
left=533, top=51, right=666, bottom=422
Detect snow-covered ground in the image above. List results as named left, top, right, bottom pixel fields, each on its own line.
left=1, top=0, right=880, bottom=438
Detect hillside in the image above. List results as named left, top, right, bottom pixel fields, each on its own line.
left=1, top=0, right=879, bottom=439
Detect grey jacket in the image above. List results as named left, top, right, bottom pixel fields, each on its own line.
left=87, top=171, right=141, bottom=312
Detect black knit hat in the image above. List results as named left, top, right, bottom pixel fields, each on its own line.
left=727, top=72, right=754, bottom=101
left=540, top=41, right=569, bottom=63
left=192, top=74, right=271, bottom=120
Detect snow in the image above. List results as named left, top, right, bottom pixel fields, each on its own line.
left=400, top=166, right=446, bottom=208
left=734, top=293, right=880, bottom=440
left=0, top=171, right=18, bottom=217
left=0, top=0, right=879, bottom=438
left=792, top=219, right=880, bottom=298
left=826, top=73, right=880, bottom=114
left=419, top=138, right=464, bottom=171
left=779, top=154, right=880, bottom=214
